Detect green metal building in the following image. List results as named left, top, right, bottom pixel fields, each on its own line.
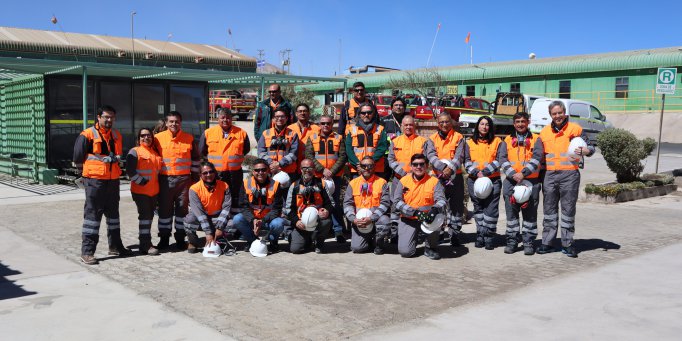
left=302, top=47, right=682, bottom=113
left=0, top=27, right=340, bottom=183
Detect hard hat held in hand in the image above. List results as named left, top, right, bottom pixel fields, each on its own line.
left=202, top=241, right=221, bottom=258
left=355, top=208, right=374, bottom=233
left=512, top=180, right=533, bottom=203
left=567, top=137, right=587, bottom=160
left=273, top=171, right=291, bottom=187
left=473, top=177, right=493, bottom=199
left=323, top=179, right=335, bottom=196
left=421, top=213, right=445, bottom=234
left=301, top=207, right=319, bottom=231
left=435, top=159, right=457, bottom=180
left=249, top=239, right=268, bottom=257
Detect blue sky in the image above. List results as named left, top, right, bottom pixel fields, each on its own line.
left=2, top=0, right=681, bottom=76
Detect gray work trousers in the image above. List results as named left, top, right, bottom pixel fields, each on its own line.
left=542, top=170, right=580, bottom=248
left=131, top=193, right=156, bottom=242
left=350, top=214, right=391, bottom=253
left=81, top=178, right=121, bottom=255
left=502, top=178, right=540, bottom=246
left=289, top=218, right=332, bottom=254
left=468, top=176, right=502, bottom=244
left=398, top=218, right=439, bottom=258
left=158, top=175, right=190, bottom=237
left=444, top=173, right=465, bottom=237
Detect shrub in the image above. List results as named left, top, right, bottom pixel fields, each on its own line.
left=596, top=128, right=656, bottom=183
left=585, top=182, right=646, bottom=197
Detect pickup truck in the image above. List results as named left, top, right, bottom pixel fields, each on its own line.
left=209, top=90, right=257, bottom=120
left=458, top=92, right=542, bottom=136
left=373, top=95, right=395, bottom=117
left=412, top=95, right=489, bottom=124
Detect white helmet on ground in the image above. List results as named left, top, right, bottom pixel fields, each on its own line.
left=355, top=208, right=374, bottom=234
left=473, top=177, right=493, bottom=199
left=202, top=241, right=221, bottom=258
left=421, top=214, right=445, bottom=234
left=249, top=239, right=268, bottom=257
left=567, top=137, right=587, bottom=159
left=301, top=207, right=319, bottom=231
left=513, top=180, right=533, bottom=203
left=272, top=171, right=291, bottom=188
left=323, top=179, right=335, bottom=196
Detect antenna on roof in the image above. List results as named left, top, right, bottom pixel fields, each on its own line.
left=50, top=14, right=78, bottom=62
left=154, top=33, right=172, bottom=67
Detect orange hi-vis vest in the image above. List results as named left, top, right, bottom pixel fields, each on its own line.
left=204, top=125, right=247, bottom=172
left=392, top=133, right=427, bottom=173
left=262, top=127, right=297, bottom=173
left=155, top=130, right=194, bottom=176
left=190, top=179, right=228, bottom=216
left=244, top=176, right=280, bottom=219
left=80, top=125, right=123, bottom=180
left=309, top=131, right=343, bottom=177
left=288, top=122, right=321, bottom=171
left=131, top=145, right=162, bottom=196
left=467, top=137, right=502, bottom=178
left=399, top=174, right=439, bottom=219
left=429, top=130, right=464, bottom=174
left=504, top=133, right=540, bottom=179
left=540, top=122, right=583, bottom=171
left=349, top=174, right=387, bottom=209
left=295, top=181, right=326, bottom=218
left=346, top=98, right=363, bottom=121
left=349, top=124, right=385, bottom=173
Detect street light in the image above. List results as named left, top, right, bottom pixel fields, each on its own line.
left=131, top=11, right=136, bottom=66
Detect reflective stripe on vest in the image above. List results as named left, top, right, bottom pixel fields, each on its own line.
left=429, top=130, right=464, bottom=174
left=399, top=175, right=439, bottom=219
left=263, top=128, right=297, bottom=173
left=130, top=145, right=162, bottom=196
left=349, top=175, right=386, bottom=209
left=310, top=132, right=343, bottom=177
left=391, top=134, right=427, bottom=173
left=295, top=181, right=324, bottom=218
left=504, top=134, right=540, bottom=179
left=244, top=177, right=279, bottom=219
left=155, top=130, right=194, bottom=176
left=349, top=124, right=385, bottom=172
left=190, top=180, right=228, bottom=216
left=81, top=126, right=123, bottom=180
left=539, top=122, right=583, bottom=171
left=205, top=125, right=247, bottom=171
left=467, top=137, right=502, bottom=178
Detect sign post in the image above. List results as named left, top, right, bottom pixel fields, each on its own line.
left=654, top=68, right=677, bottom=173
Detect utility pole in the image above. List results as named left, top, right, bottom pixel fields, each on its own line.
left=131, top=11, right=137, bottom=66
left=279, top=49, right=292, bottom=74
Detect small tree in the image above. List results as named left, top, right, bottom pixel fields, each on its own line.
left=384, top=68, right=447, bottom=109
left=282, top=87, right=321, bottom=120
left=597, top=128, right=656, bottom=183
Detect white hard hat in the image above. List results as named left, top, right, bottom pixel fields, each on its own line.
left=567, top=137, right=587, bottom=159
left=473, top=177, right=493, bottom=199
left=355, top=208, right=374, bottom=234
left=323, top=179, right=335, bottom=196
left=421, top=213, right=445, bottom=234
left=513, top=180, right=533, bottom=203
left=272, top=171, right=291, bottom=188
left=202, top=241, right=221, bottom=258
left=249, top=239, right=268, bottom=257
left=301, top=207, right=319, bottom=231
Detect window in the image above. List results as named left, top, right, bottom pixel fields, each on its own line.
left=559, top=80, right=571, bottom=99
left=569, top=103, right=589, bottom=119
left=510, top=83, right=520, bottom=93
left=590, top=106, right=605, bottom=121
left=466, top=85, right=475, bottom=96
left=615, top=77, right=629, bottom=99
left=469, top=100, right=480, bottom=109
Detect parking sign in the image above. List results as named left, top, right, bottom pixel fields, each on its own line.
left=656, top=67, right=677, bottom=95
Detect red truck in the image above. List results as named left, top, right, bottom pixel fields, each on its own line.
left=411, top=95, right=490, bottom=123
left=373, top=95, right=395, bottom=117
left=209, top=90, right=257, bottom=120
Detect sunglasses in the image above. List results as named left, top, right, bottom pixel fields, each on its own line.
left=353, top=88, right=365, bottom=92
left=359, top=164, right=373, bottom=170
left=296, top=109, right=309, bottom=113
left=201, top=170, right=216, bottom=175
left=268, top=90, right=280, bottom=93
left=411, top=162, right=426, bottom=167
left=319, top=122, right=332, bottom=126
left=301, top=167, right=313, bottom=171
left=359, top=111, right=373, bottom=116
left=140, top=134, right=152, bottom=138
left=273, top=116, right=287, bottom=120
left=253, top=168, right=268, bottom=173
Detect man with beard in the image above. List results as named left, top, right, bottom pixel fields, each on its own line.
left=345, top=103, right=389, bottom=179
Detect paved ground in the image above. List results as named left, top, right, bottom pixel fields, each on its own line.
left=0, top=148, right=681, bottom=340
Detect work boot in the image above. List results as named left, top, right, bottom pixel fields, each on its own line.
left=80, top=254, right=98, bottom=265
left=474, top=235, right=485, bottom=248
left=186, top=231, right=200, bottom=254
left=424, top=247, right=441, bottom=260
left=139, top=239, right=159, bottom=256
left=335, top=232, right=347, bottom=244
left=562, top=245, right=578, bottom=258
left=157, top=235, right=170, bottom=250
left=268, top=240, right=279, bottom=253
left=174, top=231, right=187, bottom=251
left=450, top=233, right=461, bottom=247
left=504, top=241, right=517, bottom=254
left=523, top=244, right=535, bottom=256
left=537, top=244, right=555, bottom=254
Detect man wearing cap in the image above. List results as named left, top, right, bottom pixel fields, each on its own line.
left=343, top=156, right=391, bottom=254
left=392, top=153, right=446, bottom=260
left=284, top=159, right=333, bottom=254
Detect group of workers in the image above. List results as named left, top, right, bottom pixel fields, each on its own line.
left=74, top=82, right=594, bottom=265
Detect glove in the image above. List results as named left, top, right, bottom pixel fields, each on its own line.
left=415, top=211, right=428, bottom=223
left=138, top=177, right=149, bottom=186
left=510, top=195, right=517, bottom=205
left=101, top=156, right=113, bottom=163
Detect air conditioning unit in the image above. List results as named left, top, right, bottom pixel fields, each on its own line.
left=117, top=51, right=127, bottom=58
left=194, top=56, right=205, bottom=63
left=144, top=53, right=155, bottom=60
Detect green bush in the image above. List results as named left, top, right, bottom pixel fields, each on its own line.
left=596, top=128, right=656, bottom=183
left=585, top=182, right=646, bottom=196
